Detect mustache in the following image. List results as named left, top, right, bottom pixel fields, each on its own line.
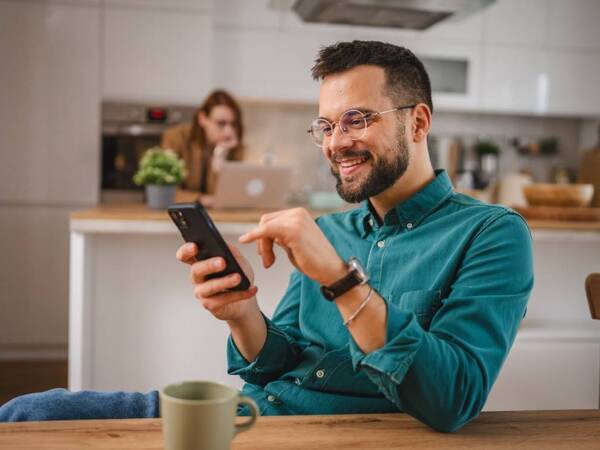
left=332, top=150, right=371, bottom=163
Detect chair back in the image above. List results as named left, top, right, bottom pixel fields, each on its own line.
left=586, top=273, right=600, bottom=320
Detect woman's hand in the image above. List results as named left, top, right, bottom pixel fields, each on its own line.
left=213, top=135, right=238, bottom=159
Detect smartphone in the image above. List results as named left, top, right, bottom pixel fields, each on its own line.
left=168, top=202, right=251, bottom=291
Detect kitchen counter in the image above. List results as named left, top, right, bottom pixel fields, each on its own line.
left=71, top=203, right=600, bottom=232
left=70, top=203, right=337, bottom=225
left=2, top=411, right=600, bottom=449
left=67, top=200, right=600, bottom=411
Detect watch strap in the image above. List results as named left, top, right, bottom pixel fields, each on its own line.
left=320, top=258, right=367, bottom=301
left=324, top=272, right=360, bottom=300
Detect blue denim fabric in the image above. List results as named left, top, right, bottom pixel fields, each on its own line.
left=0, top=389, right=159, bottom=422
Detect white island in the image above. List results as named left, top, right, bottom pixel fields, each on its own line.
left=69, top=204, right=600, bottom=411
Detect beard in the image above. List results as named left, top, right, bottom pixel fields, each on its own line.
left=331, top=125, right=410, bottom=203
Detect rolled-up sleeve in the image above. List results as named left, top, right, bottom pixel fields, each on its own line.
left=348, top=212, right=533, bottom=432
left=227, top=270, right=307, bottom=386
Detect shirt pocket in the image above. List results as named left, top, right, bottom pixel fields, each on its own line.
left=390, top=289, right=442, bottom=329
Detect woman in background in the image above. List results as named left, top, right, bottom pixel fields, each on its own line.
left=162, top=89, right=244, bottom=197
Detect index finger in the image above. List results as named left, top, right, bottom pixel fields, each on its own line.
left=238, top=226, right=266, bottom=244
left=176, top=242, right=198, bottom=265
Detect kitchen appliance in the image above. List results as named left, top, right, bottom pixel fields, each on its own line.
left=290, top=0, right=495, bottom=30
left=101, top=102, right=195, bottom=196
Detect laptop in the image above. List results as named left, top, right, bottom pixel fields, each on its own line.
left=212, top=162, right=292, bottom=209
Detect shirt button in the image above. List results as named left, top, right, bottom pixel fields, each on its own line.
left=406, top=222, right=413, bottom=229
left=316, top=369, right=326, bottom=379
left=294, top=377, right=302, bottom=386
left=377, top=240, right=385, bottom=248
left=267, top=395, right=276, bottom=402
left=368, top=218, right=374, bottom=227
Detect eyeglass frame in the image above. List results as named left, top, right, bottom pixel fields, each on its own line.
left=307, top=103, right=418, bottom=147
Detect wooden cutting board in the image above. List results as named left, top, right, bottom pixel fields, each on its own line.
left=514, top=205, right=600, bottom=222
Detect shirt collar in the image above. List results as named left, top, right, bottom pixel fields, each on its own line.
left=359, top=169, right=453, bottom=236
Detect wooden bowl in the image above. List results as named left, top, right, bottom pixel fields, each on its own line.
left=523, top=183, right=594, bottom=207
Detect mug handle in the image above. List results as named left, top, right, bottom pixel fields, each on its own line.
left=234, top=395, right=259, bottom=436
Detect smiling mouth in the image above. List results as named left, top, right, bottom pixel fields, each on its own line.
left=335, top=153, right=371, bottom=177
left=339, top=156, right=369, bottom=168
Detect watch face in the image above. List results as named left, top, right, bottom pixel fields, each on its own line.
left=348, top=257, right=368, bottom=284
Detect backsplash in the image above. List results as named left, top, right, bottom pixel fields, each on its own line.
left=240, top=100, right=589, bottom=197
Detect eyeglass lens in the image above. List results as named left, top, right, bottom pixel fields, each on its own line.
left=310, top=110, right=367, bottom=146
left=213, top=119, right=237, bottom=130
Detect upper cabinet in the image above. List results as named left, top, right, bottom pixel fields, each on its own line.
left=81, top=0, right=600, bottom=116
left=546, top=0, right=600, bottom=50
left=545, top=51, right=600, bottom=116
left=104, top=0, right=212, bottom=11
left=482, top=0, right=546, bottom=46
left=479, top=0, right=600, bottom=116
left=480, top=46, right=549, bottom=114
left=102, top=5, right=212, bottom=103
left=0, top=0, right=101, bottom=205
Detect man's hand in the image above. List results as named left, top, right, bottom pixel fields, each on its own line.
left=238, top=208, right=346, bottom=286
left=176, top=242, right=259, bottom=322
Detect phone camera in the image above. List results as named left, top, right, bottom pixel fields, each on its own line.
left=170, top=210, right=189, bottom=229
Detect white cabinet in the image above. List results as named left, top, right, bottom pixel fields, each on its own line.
left=0, top=205, right=72, bottom=354
left=481, top=45, right=600, bottom=116
left=485, top=331, right=600, bottom=411
left=104, top=0, right=212, bottom=11
left=0, top=0, right=100, bottom=204
left=546, top=50, right=600, bottom=116
left=482, top=0, right=546, bottom=46
left=68, top=221, right=293, bottom=391
left=546, top=0, right=600, bottom=50
left=478, top=0, right=600, bottom=116
left=480, top=46, right=549, bottom=114
left=102, top=6, right=212, bottom=103
left=213, top=27, right=348, bottom=103
left=214, top=0, right=280, bottom=28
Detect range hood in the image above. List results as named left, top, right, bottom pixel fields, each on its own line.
left=292, top=0, right=495, bottom=30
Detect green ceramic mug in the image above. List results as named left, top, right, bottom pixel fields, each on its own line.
left=160, top=380, right=259, bottom=450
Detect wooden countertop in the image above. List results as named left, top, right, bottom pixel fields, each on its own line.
left=70, top=203, right=341, bottom=223
left=70, top=203, right=600, bottom=232
left=2, top=411, right=600, bottom=449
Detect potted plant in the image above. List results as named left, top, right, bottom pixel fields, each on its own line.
left=133, top=147, right=186, bottom=209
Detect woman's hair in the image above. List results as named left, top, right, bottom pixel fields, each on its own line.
left=188, top=89, right=244, bottom=151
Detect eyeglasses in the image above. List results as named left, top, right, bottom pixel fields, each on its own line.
left=210, top=117, right=238, bottom=130
left=307, top=104, right=417, bottom=147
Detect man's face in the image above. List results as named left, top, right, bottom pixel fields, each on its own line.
left=318, top=65, right=410, bottom=203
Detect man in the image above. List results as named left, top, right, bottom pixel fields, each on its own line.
left=0, top=41, right=532, bottom=432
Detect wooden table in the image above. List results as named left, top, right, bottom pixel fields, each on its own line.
left=2, top=411, right=600, bottom=449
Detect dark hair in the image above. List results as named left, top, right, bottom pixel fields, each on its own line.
left=189, top=89, right=244, bottom=150
left=311, top=40, right=433, bottom=113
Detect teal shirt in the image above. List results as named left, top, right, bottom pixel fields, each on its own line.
left=228, top=170, right=533, bottom=432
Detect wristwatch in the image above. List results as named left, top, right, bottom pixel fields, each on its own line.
left=320, top=257, right=369, bottom=301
